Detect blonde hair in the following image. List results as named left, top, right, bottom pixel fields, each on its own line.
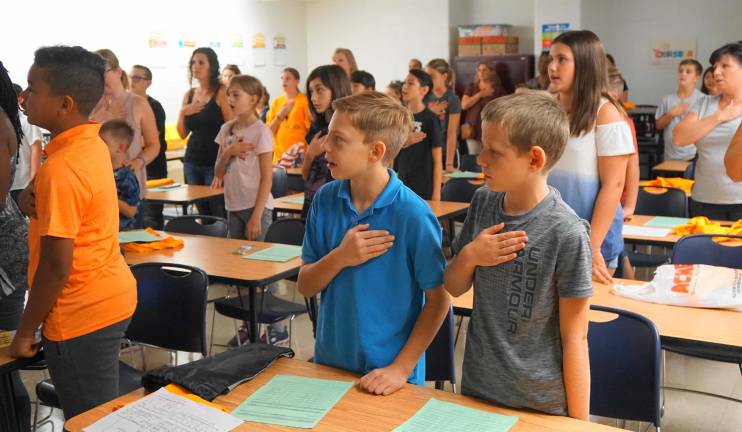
left=227, top=75, right=264, bottom=126
left=333, top=48, right=358, bottom=74
left=332, top=91, right=412, bottom=164
left=481, top=90, right=570, bottom=170
left=96, top=49, right=129, bottom=90
left=426, top=58, right=455, bottom=88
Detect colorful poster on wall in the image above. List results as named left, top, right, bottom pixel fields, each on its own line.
left=225, top=33, right=246, bottom=66
left=147, top=32, right=168, bottom=68
left=252, top=32, right=266, bottom=67
left=650, top=37, right=697, bottom=66
left=273, top=33, right=287, bottom=66
left=541, top=23, right=570, bottom=51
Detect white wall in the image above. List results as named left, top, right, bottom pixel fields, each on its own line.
left=533, top=0, right=581, bottom=55
left=306, top=0, right=450, bottom=90
left=581, top=0, right=742, bottom=105
left=2, top=0, right=308, bottom=122
left=449, top=0, right=535, bottom=56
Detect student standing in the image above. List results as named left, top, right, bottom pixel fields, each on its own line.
left=332, top=48, right=358, bottom=77
left=445, top=92, right=591, bottom=419
left=674, top=43, right=742, bottom=220
left=100, top=120, right=141, bottom=230
left=547, top=30, right=634, bottom=283
left=214, top=75, right=274, bottom=240
left=350, top=70, right=376, bottom=94
left=655, top=59, right=704, bottom=161
left=396, top=69, right=442, bottom=201
left=461, top=61, right=506, bottom=155
left=298, top=92, right=450, bottom=395
left=12, top=46, right=137, bottom=420
left=266, top=68, right=311, bottom=164
left=426, top=59, right=461, bottom=172
left=9, top=83, right=42, bottom=206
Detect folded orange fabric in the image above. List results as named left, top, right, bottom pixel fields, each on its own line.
left=643, top=177, right=694, bottom=195
left=672, top=217, right=742, bottom=241
left=164, top=384, right=229, bottom=412
left=146, top=178, right=175, bottom=188
left=122, top=228, right=184, bottom=253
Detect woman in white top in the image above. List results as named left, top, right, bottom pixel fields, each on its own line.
left=546, top=30, right=634, bottom=284
left=90, top=49, right=159, bottom=199
left=674, top=43, right=742, bottom=220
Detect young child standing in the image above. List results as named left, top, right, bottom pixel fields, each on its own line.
left=425, top=59, right=461, bottom=172
left=214, top=75, right=274, bottom=240
left=656, top=59, right=704, bottom=161
left=445, top=91, right=592, bottom=419
left=11, top=46, right=137, bottom=420
left=298, top=92, right=450, bottom=395
left=396, top=69, right=442, bottom=200
left=100, top=120, right=141, bottom=230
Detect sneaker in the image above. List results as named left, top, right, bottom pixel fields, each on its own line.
left=227, top=326, right=250, bottom=347
left=266, top=324, right=289, bottom=347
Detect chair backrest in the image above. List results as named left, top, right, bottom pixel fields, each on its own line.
left=272, top=166, right=288, bottom=198
left=635, top=186, right=688, bottom=217
left=425, top=307, right=456, bottom=386
left=588, top=305, right=661, bottom=427
left=164, top=215, right=228, bottom=237
left=128, top=263, right=209, bottom=356
left=682, top=160, right=696, bottom=179
left=458, top=155, right=482, bottom=173
left=442, top=178, right=480, bottom=204
left=265, top=218, right=306, bottom=246
left=671, top=234, right=742, bottom=269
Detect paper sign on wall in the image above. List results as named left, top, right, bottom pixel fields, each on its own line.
left=252, top=32, right=266, bottom=67
left=541, top=23, right=570, bottom=51
left=273, top=33, right=287, bottom=66
left=147, top=32, right=168, bottom=68
left=650, top=37, right=697, bottom=66
left=225, top=32, right=245, bottom=66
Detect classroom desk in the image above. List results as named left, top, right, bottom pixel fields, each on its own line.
left=0, top=346, right=44, bottom=432
left=622, top=214, right=734, bottom=247
left=144, top=184, right=224, bottom=215
left=451, top=279, right=742, bottom=350
left=651, top=160, right=691, bottom=177
left=442, top=174, right=485, bottom=186
left=165, top=148, right=185, bottom=162
left=64, top=357, right=622, bottom=432
left=273, top=193, right=470, bottom=222
left=124, top=233, right=301, bottom=343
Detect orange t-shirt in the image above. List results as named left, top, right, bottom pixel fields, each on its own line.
left=266, top=93, right=312, bottom=163
left=28, top=123, right=137, bottom=341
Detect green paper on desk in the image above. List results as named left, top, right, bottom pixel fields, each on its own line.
left=118, top=230, right=161, bottom=244
left=232, top=374, right=353, bottom=428
left=393, top=398, right=518, bottom=432
left=644, top=216, right=689, bottom=229
left=243, top=245, right=302, bottom=262
left=149, top=183, right=183, bottom=192
left=444, top=171, right=482, bottom=179
left=281, top=196, right=305, bottom=204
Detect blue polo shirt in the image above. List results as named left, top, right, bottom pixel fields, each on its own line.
left=302, top=169, right=445, bottom=385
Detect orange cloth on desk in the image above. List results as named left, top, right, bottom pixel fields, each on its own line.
left=122, top=228, right=185, bottom=253
left=164, top=384, right=229, bottom=412
left=146, top=178, right=174, bottom=188
left=644, top=177, right=695, bottom=195
left=672, top=217, right=742, bottom=241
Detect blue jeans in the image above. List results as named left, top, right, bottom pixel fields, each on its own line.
left=183, top=162, right=224, bottom=217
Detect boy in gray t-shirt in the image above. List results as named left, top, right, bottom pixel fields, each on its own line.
left=445, top=91, right=593, bottom=419
left=656, top=59, right=703, bottom=161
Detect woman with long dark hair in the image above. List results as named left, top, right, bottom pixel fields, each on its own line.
left=176, top=47, right=233, bottom=215
left=0, top=59, right=31, bottom=432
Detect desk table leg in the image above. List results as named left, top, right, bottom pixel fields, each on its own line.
left=248, top=285, right=258, bottom=343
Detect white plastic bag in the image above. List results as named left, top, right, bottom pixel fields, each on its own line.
left=612, top=264, right=742, bottom=311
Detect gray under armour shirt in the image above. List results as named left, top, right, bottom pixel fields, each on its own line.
left=452, top=186, right=592, bottom=416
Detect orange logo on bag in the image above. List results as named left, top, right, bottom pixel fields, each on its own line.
left=671, top=264, right=694, bottom=293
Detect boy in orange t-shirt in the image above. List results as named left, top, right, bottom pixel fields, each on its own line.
left=11, top=46, right=137, bottom=420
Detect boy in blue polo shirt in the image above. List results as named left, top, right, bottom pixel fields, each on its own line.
left=298, top=91, right=450, bottom=396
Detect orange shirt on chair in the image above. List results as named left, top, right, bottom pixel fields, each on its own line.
left=28, top=123, right=137, bottom=342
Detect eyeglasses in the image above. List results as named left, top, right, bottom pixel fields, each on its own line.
left=129, top=75, right=151, bottom=82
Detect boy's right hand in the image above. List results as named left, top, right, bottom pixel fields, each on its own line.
left=669, top=103, right=689, bottom=117
left=464, top=222, right=527, bottom=267
left=18, top=183, right=36, bottom=218
left=335, top=224, right=395, bottom=267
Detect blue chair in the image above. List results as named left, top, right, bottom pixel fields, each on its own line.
left=458, top=154, right=481, bottom=173
left=425, top=307, right=457, bottom=392
left=665, top=234, right=742, bottom=368
left=272, top=165, right=288, bottom=198
left=589, top=305, right=662, bottom=430
left=212, top=219, right=308, bottom=351
left=34, top=263, right=210, bottom=429
left=441, top=178, right=479, bottom=245
left=682, top=160, right=696, bottom=179
left=164, top=215, right=228, bottom=238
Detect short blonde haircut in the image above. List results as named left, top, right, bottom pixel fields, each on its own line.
left=332, top=91, right=412, bottom=164
left=481, top=90, right=570, bottom=170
